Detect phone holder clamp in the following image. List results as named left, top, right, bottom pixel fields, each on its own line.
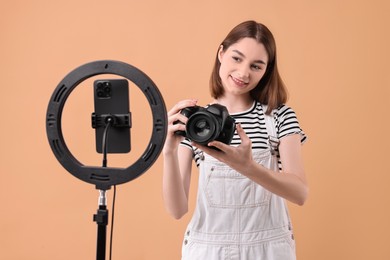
left=91, top=113, right=132, bottom=128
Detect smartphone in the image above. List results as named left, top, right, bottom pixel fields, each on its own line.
left=93, top=79, right=131, bottom=153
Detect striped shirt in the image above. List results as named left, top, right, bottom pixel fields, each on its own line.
left=181, top=101, right=307, bottom=170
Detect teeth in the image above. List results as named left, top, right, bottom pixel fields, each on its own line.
left=232, top=76, right=247, bottom=86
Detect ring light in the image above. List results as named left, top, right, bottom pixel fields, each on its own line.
left=46, top=60, right=167, bottom=190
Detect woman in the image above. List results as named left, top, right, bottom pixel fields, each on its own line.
left=163, top=20, right=308, bottom=259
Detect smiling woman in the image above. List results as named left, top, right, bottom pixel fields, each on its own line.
left=163, top=20, right=307, bottom=260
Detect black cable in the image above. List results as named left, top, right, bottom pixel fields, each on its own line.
left=101, top=117, right=116, bottom=260
left=102, top=117, right=113, bottom=167
left=109, top=185, right=116, bottom=260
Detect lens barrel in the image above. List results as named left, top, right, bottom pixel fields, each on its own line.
left=186, top=112, right=220, bottom=145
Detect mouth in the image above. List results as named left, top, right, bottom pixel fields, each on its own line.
left=230, top=76, right=249, bottom=87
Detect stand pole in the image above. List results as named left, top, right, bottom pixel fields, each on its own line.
left=94, top=190, right=108, bottom=260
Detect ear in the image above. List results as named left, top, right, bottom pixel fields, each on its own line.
left=217, top=45, right=224, bottom=63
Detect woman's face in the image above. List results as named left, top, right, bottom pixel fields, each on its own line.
left=218, top=37, right=268, bottom=97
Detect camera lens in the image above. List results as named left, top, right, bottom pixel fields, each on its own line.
left=104, top=82, right=111, bottom=93
left=187, top=113, right=219, bottom=145
left=97, top=90, right=104, bottom=97
left=193, top=120, right=210, bottom=137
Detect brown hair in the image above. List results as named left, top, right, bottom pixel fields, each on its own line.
left=209, top=20, right=288, bottom=114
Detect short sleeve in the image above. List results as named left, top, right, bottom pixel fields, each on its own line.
left=180, top=138, right=194, bottom=151
left=180, top=138, right=205, bottom=167
left=275, top=105, right=307, bottom=144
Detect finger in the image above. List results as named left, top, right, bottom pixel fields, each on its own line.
left=236, top=123, right=247, bottom=139
left=167, top=99, right=198, bottom=116
left=236, top=123, right=252, bottom=147
left=192, top=142, right=220, bottom=157
left=168, top=122, right=186, bottom=134
left=208, top=141, right=230, bottom=153
left=236, top=123, right=245, bottom=135
left=168, top=113, right=190, bottom=125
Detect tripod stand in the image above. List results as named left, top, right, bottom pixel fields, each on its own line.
left=94, top=190, right=109, bottom=260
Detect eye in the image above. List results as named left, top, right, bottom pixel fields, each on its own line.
left=251, top=64, right=262, bottom=71
left=232, top=56, right=241, bottom=62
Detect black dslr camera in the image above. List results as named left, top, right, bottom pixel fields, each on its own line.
left=175, top=104, right=236, bottom=146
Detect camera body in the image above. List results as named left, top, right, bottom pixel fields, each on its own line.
left=175, top=104, right=236, bottom=146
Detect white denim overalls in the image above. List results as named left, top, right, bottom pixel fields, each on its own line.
left=182, top=106, right=296, bottom=260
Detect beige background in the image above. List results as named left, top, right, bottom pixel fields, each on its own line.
left=1, top=0, right=389, bottom=259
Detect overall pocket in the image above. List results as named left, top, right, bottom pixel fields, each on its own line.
left=203, top=163, right=270, bottom=208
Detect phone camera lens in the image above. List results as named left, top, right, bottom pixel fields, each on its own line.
left=103, top=82, right=111, bottom=93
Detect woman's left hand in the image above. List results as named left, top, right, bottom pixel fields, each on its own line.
left=194, top=123, right=308, bottom=205
left=192, top=123, right=253, bottom=173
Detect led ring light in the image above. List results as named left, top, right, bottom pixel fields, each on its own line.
left=46, top=60, right=167, bottom=190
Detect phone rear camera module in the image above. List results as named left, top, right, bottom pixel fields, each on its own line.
left=96, top=81, right=112, bottom=98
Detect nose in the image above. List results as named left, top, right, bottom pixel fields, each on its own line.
left=237, top=64, right=250, bottom=80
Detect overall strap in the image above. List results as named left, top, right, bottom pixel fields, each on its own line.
left=261, top=104, right=279, bottom=155
left=262, top=105, right=293, bottom=229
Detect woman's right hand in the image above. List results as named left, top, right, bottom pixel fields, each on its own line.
left=163, top=99, right=198, bottom=154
